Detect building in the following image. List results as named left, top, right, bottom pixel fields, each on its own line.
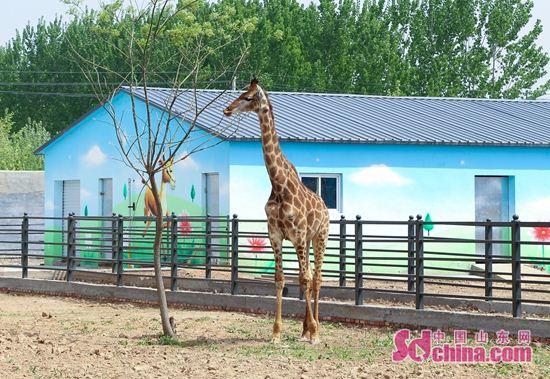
left=36, top=88, right=550, bottom=270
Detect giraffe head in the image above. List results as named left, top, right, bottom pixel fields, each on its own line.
left=223, top=78, right=267, bottom=116
left=159, top=155, right=176, bottom=190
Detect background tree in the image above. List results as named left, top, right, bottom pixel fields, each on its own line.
left=0, top=0, right=547, bottom=144
left=67, top=0, right=250, bottom=338
left=0, top=111, right=50, bottom=170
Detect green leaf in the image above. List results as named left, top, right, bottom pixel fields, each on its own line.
left=424, top=213, right=434, bottom=233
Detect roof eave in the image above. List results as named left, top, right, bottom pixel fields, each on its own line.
left=229, top=137, right=550, bottom=147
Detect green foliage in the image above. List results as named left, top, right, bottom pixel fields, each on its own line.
left=0, top=111, right=50, bottom=170
left=0, top=0, right=548, bottom=136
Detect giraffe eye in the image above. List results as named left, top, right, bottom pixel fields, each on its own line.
left=244, top=97, right=253, bottom=101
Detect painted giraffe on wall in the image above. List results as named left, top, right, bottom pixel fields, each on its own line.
left=224, top=79, right=330, bottom=344
left=143, top=156, right=175, bottom=236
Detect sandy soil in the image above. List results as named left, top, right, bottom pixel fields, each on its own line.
left=0, top=293, right=548, bottom=379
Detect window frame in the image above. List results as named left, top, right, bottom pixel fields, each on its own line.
left=299, top=173, right=342, bottom=212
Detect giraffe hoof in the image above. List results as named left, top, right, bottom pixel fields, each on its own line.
left=271, top=334, right=281, bottom=343
left=299, top=335, right=310, bottom=342
left=309, top=338, right=320, bottom=345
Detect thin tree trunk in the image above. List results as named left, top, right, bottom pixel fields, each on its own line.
left=149, top=173, right=176, bottom=338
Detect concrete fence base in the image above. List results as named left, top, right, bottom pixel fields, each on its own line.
left=1, top=277, right=549, bottom=339
left=29, top=268, right=550, bottom=317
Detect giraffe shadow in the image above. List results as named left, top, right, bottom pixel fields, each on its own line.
left=188, top=336, right=266, bottom=347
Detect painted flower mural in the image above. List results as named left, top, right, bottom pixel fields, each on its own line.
left=533, top=226, right=550, bottom=242
left=248, top=237, right=267, bottom=252
left=245, top=237, right=274, bottom=274
left=179, top=213, right=192, bottom=236
left=177, top=212, right=199, bottom=264
left=532, top=226, right=550, bottom=271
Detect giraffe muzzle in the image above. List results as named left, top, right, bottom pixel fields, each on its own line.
left=223, top=108, right=233, bottom=116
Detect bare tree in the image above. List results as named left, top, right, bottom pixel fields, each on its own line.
left=66, top=0, right=249, bottom=337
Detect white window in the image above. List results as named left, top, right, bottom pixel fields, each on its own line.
left=300, top=173, right=342, bottom=211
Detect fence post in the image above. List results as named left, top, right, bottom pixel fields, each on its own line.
left=407, top=215, right=415, bottom=292
left=170, top=213, right=179, bottom=291
left=205, top=215, right=212, bottom=279
left=21, top=213, right=29, bottom=279
left=66, top=213, right=76, bottom=282
left=354, top=215, right=363, bottom=306
left=511, top=215, right=522, bottom=318
left=415, top=215, right=424, bottom=310
left=339, top=215, right=346, bottom=287
left=116, top=214, right=124, bottom=287
left=111, top=213, right=117, bottom=273
left=484, top=218, right=493, bottom=301
left=230, top=214, right=239, bottom=295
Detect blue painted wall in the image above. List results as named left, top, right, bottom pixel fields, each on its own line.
left=39, top=93, right=550, bottom=271
left=41, top=92, right=231, bottom=220
left=229, top=141, right=550, bottom=221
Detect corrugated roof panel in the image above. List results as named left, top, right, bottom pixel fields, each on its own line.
left=127, top=87, right=550, bottom=146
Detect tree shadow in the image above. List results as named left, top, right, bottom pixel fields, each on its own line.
left=133, top=333, right=266, bottom=348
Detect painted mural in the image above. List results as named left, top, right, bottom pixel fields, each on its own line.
left=41, top=92, right=230, bottom=268
left=39, top=92, right=550, bottom=276
left=228, top=142, right=550, bottom=276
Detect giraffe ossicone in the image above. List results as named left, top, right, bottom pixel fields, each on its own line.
left=224, top=79, right=330, bottom=344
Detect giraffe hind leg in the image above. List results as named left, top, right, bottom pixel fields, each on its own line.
left=143, top=207, right=151, bottom=236
left=296, top=240, right=317, bottom=344
left=270, top=230, right=284, bottom=343
left=312, top=227, right=328, bottom=343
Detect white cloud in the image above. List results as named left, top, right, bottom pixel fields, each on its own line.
left=81, top=188, right=92, bottom=200
left=81, top=145, right=107, bottom=167
left=45, top=200, right=54, bottom=211
left=519, top=197, right=550, bottom=221
left=349, top=164, right=412, bottom=187
left=175, top=154, right=199, bottom=171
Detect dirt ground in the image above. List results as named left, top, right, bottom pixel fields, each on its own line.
left=0, top=293, right=549, bottom=379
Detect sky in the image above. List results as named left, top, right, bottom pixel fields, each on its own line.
left=0, top=0, right=549, bottom=92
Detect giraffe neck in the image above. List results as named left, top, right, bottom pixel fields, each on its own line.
left=258, top=100, right=284, bottom=185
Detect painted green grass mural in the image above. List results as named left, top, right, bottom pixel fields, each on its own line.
left=42, top=199, right=550, bottom=275
left=43, top=192, right=230, bottom=270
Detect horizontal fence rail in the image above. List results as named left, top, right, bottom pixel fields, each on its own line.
left=1, top=213, right=550, bottom=318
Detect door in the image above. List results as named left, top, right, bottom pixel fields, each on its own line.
left=204, top=173, right=220, bottom=216
left=62, top=180, right=81, bottom=217
left=204, top=173, right=220, bottom=264
left=475, top=176, right=513, bottom=256
left=99, top=178, right=113, bottom=259
left=61, top=180, right=80, bottom=257
left=99, top=178, right=113, bottom=216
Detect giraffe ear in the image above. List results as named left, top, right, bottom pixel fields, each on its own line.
left=250, top=78, right=259, bottom=86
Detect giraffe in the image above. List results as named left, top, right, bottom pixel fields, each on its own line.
left=223, top=79, right=329, bottom=344
left=143, top=156, right=175, bottom=236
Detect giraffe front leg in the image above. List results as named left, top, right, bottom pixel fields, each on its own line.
left=300, top=241, right=312, bottom=341
left=269, top=232, right=284, bottom=343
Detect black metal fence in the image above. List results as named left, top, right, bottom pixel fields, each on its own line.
left=1, top=213, right=550, bottom=318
